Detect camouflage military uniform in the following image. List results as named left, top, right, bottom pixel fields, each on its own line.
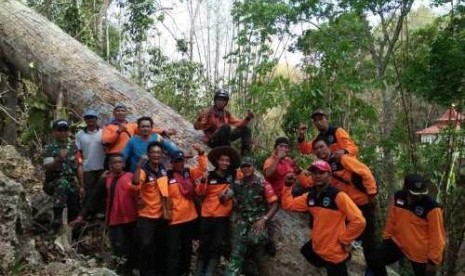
left=225, top=174, right=276, bottom=276
left=42, top=140, right=81, bottom=221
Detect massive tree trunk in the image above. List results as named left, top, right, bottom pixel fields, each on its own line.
left=0, top=1, right=343, bottom=275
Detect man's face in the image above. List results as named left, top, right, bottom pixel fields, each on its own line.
left=214, top=98, right=228, bottom=109
left=84, top=116, right=98, bottom=128
left=53, top=129, right=69, bottom=142
left=240, top=164, right=255, bottom=178
left=217, top=155, right=231, bottom=171
left=110, top=157, right=124, bottom=173
left=275, top=143, right=290, bottom=155
left=172, top=158, right=185, bottom=172
left=138, top=120, right=152, bottom=136
left=310, top=169, right=331, bottom=186
left=148, top=145, right=163, bottom=164
left=312, top=115, right=329, bottom=131
left=113, top=107, right=127, bottom=121
left=313, top=140, right=331, bottom=160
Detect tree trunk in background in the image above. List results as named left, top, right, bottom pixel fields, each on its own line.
left=0, top=61, right=18, bottom=144
left=0, top=1, right=324, bottom=274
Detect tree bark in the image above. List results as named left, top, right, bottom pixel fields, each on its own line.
left=0, top=1, right=320, bottom=275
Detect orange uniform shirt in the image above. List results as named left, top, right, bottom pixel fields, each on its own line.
left=193, top=107, right=246, bottom=142
left=298, top=126, right=358, bottom=157
left=196, top=170, right=237, bottom=218
left=166, top=154, right=207, bottom=225
left=383, top=191, right=446, bottom=265
left=102, top=121, right=164, bottom=154
left=136, top=164, right=169, bottom=219
left=328, top=155, right=377, bottom=206
left=282, top=185, right=366, bottom=264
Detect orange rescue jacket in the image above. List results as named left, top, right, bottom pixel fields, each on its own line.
left=282, top=185, right=366, bottom=264
left=136, top=164, right=169, bottom=219
left=195, top=170, right=236, bottom=218
left=383, top=191, right=446, bottom=265
left=298, top=126, right=358, bottom=157
left=194, top=107, right=246, bottom=142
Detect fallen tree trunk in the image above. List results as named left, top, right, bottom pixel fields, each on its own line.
left=0, top=1, right=326, bottom=275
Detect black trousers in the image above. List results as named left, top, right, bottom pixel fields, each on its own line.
left=371, top=239, right=434, bottom=276
left=137, top=217, right=167, bottom=276
left=83, top=170, right=105, bottom=215
left=167, top=220, right=197, bottom=276
left=300, top=241, right=348, bottom=276
left=198, top=217, right=229, bottom=266
left=358, top=203, right=378, bottom=272
left=208, top=124, right=251, bottom=153
left=109, top=222, right=138, bottom=273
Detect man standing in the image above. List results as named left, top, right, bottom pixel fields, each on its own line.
left=76, top=109, right=105, bottom=216
left=312, top=137, right=378, bottom=273
left=122, top=116, right=179, bottom=173
left=225, top=157, right=279, bottom=276
left=298, top=109, right=358, bottom=158
left=282, top=160, right=366, bottom=276
left=70, top=153, right=138, bottom=275
left=165, top=144, right=207, bottom=276
left=371, top=174, right=446, bottom=276
left=132, top=141, right=170, bottom=276
left=263, top=137, right=299, bottom=197
left=42, top=119, right=83, bottom=231
left=196, top=146, right=241, bottom=276
left=194, top=89, right=254, bottom=156
left=102, top=104, right=175, bottom=156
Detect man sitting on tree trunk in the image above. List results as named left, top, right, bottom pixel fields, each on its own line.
left=194, top=89, right=254, bottom=156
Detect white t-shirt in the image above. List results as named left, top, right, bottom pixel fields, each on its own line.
left=76, top=128, right=105, bottom=172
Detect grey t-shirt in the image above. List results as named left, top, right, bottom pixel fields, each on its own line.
left=76, top=128, right=105, bottom=172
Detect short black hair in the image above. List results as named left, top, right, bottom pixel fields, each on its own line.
left=137, top=116, right=154, bottom=127
left=108, top=153, right=123, bottom=162
left=312, top=137, right=331, bottom=148
left=147, top=141, right=163, bottom=153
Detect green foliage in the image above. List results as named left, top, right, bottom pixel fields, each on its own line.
left=119, top=0, right=157, bottom=43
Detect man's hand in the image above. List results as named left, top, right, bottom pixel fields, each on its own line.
left=252, top=218, right=266, bottom=233
left=192, top=143, right=204, bottom=153
left=199, top=117, right=208, bottom=125
left=284, top=172, right=296, bottom=187
left=164, top=128, right=177, bottom=136
left=69, top=216, right=84, bottom=228
left=118, top=123, right=128, bottom=133
left=333, top=149, right=346, bottom=159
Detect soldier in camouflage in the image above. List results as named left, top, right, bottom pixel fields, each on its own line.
left=225, top=157, right=279, bottom=276
left=42, top=119, right=83, bottom=231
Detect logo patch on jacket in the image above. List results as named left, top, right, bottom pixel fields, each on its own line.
left=396, top=198, right=405, bottom=206
left=308, top=198, right=315, bottom=206
left=210, top=179, right=217, bottom=184
left=322, top=197, right=331, bottom=207
left=414, top=206, right=424, bottom=216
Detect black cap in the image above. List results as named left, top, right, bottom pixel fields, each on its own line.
left=311, top=109, right=327, bottom=119
left=214, top=89, right=229, bottom=100
left=240, top=157, right=255, bottom=167
left=52, top=119, right=70, bottom=130
left=404, top=174, right=429, bottom=195
left=274, top=137, right=289, bottom=148
left=171, top=150, right=185, bottom=161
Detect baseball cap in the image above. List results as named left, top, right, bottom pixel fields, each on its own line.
left=52, top=119, right=70, bottom=130
left=404, top=174, right=428, bottom=195
left=274, top=137, right=290, bottom=147
left=114, top=103, right=127, bottom=110
left=308, top=160, right=331, bottom=172
left=171, top=150, right=185, bottom=161
left=240, top=157, right=255, bottom=167
left=83, top=109, right=98, bottom=118
left=311, top=109, right=327, bottom=119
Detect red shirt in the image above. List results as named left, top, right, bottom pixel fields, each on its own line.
left=105, top=172, right=138, bottom=226
left=263, top=155, right=295, bottom=196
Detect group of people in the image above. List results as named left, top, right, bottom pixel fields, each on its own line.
left=41, top=89, right=446, bottom=276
